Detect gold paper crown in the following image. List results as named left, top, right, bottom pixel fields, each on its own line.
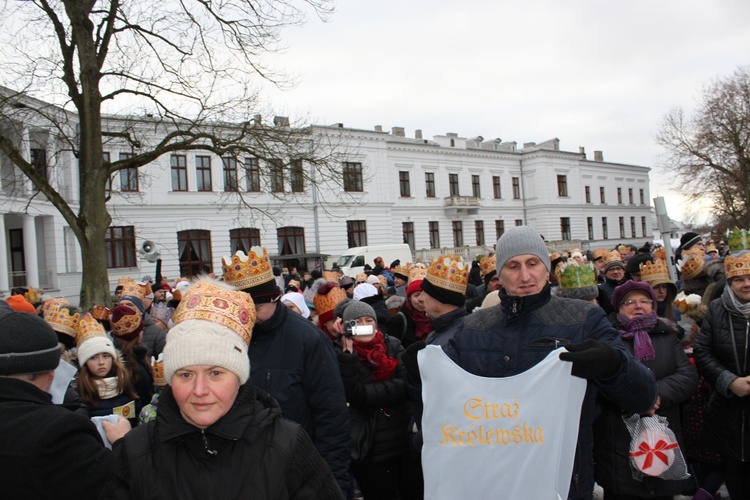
left=679, top=255, right=705, bottom=280
left=557, top=262, right=597, bottom=289
left=653, top=247, right=666, bottom=260
left=683, top=245, right=706, bottom=259
left=725, top=251, right=750, bottom=280
left=43, top=300, right=80, bottom=338
left=111, top=307, right=143, bottom=337
left=23, top=288, right=43, bottom=305
left=75, top=312, right=108, bottom=347
left=479, top=255, right=496, bottom=277
left=118, top=277, right=148, bottom=301
left=221, top=248, right=274, bottom=291
left=173, top=279, right=256, bottom=345
left=705, top=242, right=718, bottom=254
left=592, top=248, right=610, bottom=261
left=408, top=264, right=427, bottom=283
left=355, top=272, right=368, bottom=283
left=151, top=356, right=166, bottom=387
left=607, top=250, right=622, bottom=263
left=568, top=248, right=584, bottom=261
left=640, top=259, right=672, bottom=286
left=728, top=228, right=750, bottom=252
left=549, top=251, right=562, bottom=262
left=91, top=305, right=112, bottom=321
left=425, top=254, right=469, bottom=294
left=313, top=286, right=347, bottom=316
left=323, top=271, right=340, bottom=283
left=393, top=265, right=410, bottom=278
left=42, top=297, right=69, bottom=317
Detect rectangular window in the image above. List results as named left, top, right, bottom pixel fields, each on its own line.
left=196, top=156, right=212, bottom=192
left=600, top=186, right=606, bottom=203
left=557, top=175, right=568, bottom=197
left=343, top=162, right=363, bottom=192
left=171, top=154, right=188, bottom=191
left=449, top=173, right=459, bottom=196
left=429, top=221, right=440, bottom=249
left=105, top=226, right=136, bottom=268
left=269, top=160, right=285, bottom=193
left=639, top=189, right=645, bottom=205
left=402, top=222, right=415, bottom=250
left=472, top=175, right=481, bottom=198
left=602, top=217, right=609, bottom=239
left=512, top=177, right=521, bottom=199
left=492, top=176, right=502, bottom=199
left=495, top=220, right=505, bottom=239
left=178, top=229, right=213, bottom=277
left=630, top=217, right=636, bottom=238
left=103, top=152, right=112, bottom=194
left=617, top=187, right=623, bottom=204
left=425, top=172, right=436, bottom=197
left=277, top=226, right=306, bottom=256
left=587, top=217, right=594, bottom=240
left=475, top=220, right=485, bottom=246
left=347, top=220, right=368, bottom=248
left=561, top=217, right=571, bottom=240
left=585, top=186, right=591, bottom=203
left=244, top=157, right=261, bottom=192
left=628, top=188, right=634, bottom=204
left=399, top=171, right=411, bottom=197
left=119, top=153, right=138, bottom=192
left=515, top=219, right=523, bottom=227
left=222, top=157, right=238, bottom=192
left=619, top=216, right=625, bottom=238
left=290, top=160, right=304, bottom=192
left=30, top=148, right=47, bottom=181
left=452, top=221, right=463, bottom=247
left=230, top=228, right=260, bottom=254
left=641, top=216, right=647, bottom=237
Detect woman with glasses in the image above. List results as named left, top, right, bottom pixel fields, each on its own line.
left=594, top=280, right=698, bottom=499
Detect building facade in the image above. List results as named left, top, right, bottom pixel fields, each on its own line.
left=0, top=108, right=653, bottom=303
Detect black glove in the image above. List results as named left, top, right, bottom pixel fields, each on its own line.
left=559, top=339, right=622, bottom=380
left=402, top=341, right=427, bottom=385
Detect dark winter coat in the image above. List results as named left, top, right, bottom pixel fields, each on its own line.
left=384, top=304, right=421, bottom=348
left=104, top=383, right=344, bottom=500
left=0, top=377, right=114, bottom=499
left=249, top=303, right=351, bottom=493
left=594, top=315, right=698, bottom=497
left=443, top=286, right=658, bottom=500
left=694, top=289, right=750, bottom=462
left=360, top=294, right=392, bottom=331
left=425, top=306, right=466, bottom=347
left=141, top=312, right=166, bottom=359
left=337, top=334, right=411, bottom=464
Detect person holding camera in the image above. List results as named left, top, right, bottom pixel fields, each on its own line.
left=337, top=301, right=421, bottom=500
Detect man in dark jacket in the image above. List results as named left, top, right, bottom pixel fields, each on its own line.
left=420, top=253, right=468, bottom=347
left=222, top=248, right=351, bottom=496
left=404, top=226, right=657, bottom=500
left=0, top=309, right=130, bottom=499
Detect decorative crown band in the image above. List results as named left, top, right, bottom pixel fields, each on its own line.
left=479, top=255, right=496, bottom=277
left=43, top=299, right=80, bottom=338
left=640, top=259, right=671, bottom=284
left=76, top=312, right=108, bottom=347
left=118, top=276, right=148, bottom=301
left=409, top=264, right=427, bottom=283
left=725, top=252, right=750, bottom=280
left=425, top=254, right=469, bottom=294
left=313, top=286, right=347, bottom=316
left=221, top=248, right=274, bottom=291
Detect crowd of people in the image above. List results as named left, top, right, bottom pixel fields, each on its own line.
left=1, top=226, right=749, bottom=499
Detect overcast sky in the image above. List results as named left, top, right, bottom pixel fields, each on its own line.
left=260, top=0, right=750, bottom=226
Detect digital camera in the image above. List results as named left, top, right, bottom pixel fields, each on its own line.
left=344, top=319, right=374, bottom=337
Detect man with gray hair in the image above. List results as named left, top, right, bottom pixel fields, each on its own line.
left=404, top=225, right=657, bottom=500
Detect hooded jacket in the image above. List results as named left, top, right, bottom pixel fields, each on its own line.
left=141, top=312, right=166, bottom=359
left=105, top=383, right=344, bottom=499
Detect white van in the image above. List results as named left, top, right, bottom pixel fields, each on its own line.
left=334, top=244, right=413, bottom=278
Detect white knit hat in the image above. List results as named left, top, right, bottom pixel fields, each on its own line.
left=164, top=319, right=250, bottom=384
left=78, top=336, right=117, bottom=367
left=353, top=283, right=378, bottom=301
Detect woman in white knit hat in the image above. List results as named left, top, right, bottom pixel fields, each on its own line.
left=104, top=277, right=344, bottom=499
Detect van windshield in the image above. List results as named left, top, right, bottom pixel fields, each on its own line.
left=336, top=255, right=354, bottom=267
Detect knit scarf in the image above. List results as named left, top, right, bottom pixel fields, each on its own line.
left=616, top=311, right=658, bottom=361
left=352, top=331, right=399, bottom=382
left=95, top=377, right=120, bottom=400
left=405, top=300, right=432, bottom=340
left=725, top=286, right=750, bottom=318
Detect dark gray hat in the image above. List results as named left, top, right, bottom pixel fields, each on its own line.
left=0, top=312, right=61, bottom=375
left=495, top=226, right=551, bottom=272
left=342, top=301, right=377, bottom=324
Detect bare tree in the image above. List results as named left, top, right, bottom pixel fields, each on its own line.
left=656, top=66, right=750, bottom=228
left=0, top=0, right=338, bottom=309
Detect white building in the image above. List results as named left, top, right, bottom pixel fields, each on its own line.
left=1, top=107, right=653, bottom=302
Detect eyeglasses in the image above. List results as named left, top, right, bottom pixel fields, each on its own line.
left=622, top=299, right=653, bottom=308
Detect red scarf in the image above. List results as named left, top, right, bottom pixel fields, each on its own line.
left=352, top=331, right=399, bottom=382
left=405, top=300, right=432, bottom=340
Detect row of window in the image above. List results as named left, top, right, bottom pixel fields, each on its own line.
left=582, top=183, right=646, bottom=205
left=578, top=216, right=649, bottom=241
left=399, top=171, right=521, bottom=199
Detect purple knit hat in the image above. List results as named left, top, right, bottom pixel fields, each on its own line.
left=610, top=281, right=656, bottom=310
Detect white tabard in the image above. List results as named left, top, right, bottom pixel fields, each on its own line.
left=419, top=346, right=587, bottom=500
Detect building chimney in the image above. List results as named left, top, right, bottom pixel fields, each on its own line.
left=415, top=129, right=423, bottom=140
left=594, top=150, right=603, bottom=162
left=579, top=146, right=586, bottom=158
left=253, top=114, right=262, bottom=124
left=374, top=125, right=383, bottom=132
left=392, top=126, right=405, bottom=137
left=273, top=116, right=289, bottom=127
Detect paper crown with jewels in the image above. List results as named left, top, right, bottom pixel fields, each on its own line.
left=43, top=299, right=80, bottom=339
left=678, top=255, right=705, bottom=280
left=592, top=248, right=610, bottom=261
left=75, top=312, right=108, bottom=347
left=652, top=247, right=666, bottom=260
left=556, top=261, right=598, bottom=289
left=725, top=251, right=750, bottom=280
left=91, top=305, right=112, bottom=322
left=221, top=248, right=274, bottom=291
left=639, top=259, right=675, bottom=288
left=727, top=228, right=750, bottom=252
left=355, top=272, right=368, bottom=283
left=479, top=255, right=496, bottom=277
left=605, top=250, right=622, bottom=264
left=323, top=271, right=340, bottom=283
left=392, top=265, right=410, bottom=279
left=682, top=245, right=705, bottom=259
left=151, top=354, right=166, bottom=387
left=425, top=254, right=469, bottom=294
left=408, top=263, right=428, bottom=283
left=313, top=286, right=347, bottom=316
left=173, top=279, right=256, bottom=345
left=705, top=242, right=718, bottom=254
left=117, top=276, right=148, bottom=301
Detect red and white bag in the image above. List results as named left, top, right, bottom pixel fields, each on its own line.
left=622, top=413, right=690, bottom=481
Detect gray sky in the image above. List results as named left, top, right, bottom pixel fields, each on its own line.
left=261, top=0, right=750, bottom=225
